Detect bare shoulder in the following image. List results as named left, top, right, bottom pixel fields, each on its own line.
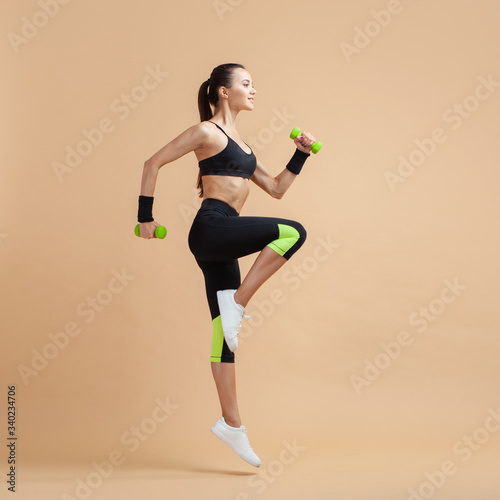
left=167, top=121, right=213, bottom=154
left=196, top=121, right=217, bottom=140
left=192, top=121, right=220, bottom=151
left=198, top=120, right=215, bottom=131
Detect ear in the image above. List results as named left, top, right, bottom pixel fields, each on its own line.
left=219, top=86, right=229, bottom=99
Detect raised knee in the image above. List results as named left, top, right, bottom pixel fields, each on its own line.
left=289, top=222, right=306, bottom=257
left=267, top=222, right=306, bottom=259
left=295, top=222, right=307, bottom=243
left=286, top=221, right=307, bottom=247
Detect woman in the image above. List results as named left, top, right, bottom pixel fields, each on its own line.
left=137, top=63, right=316, bottom=467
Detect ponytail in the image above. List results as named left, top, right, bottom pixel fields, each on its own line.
left=197, top=79, right=213, bottom=197
left=198, top=79, right=213, bottom=122
left=196, top=63, right=246, bottom=197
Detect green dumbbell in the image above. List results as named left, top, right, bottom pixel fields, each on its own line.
left=134, top=224, right=167, bottom=239
left=290, top=127, right=322, bottom=154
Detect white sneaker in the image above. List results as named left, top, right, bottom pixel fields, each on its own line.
left=211, top=417, right=261, bottom=467
left=216, top=289, right=251, bottom=352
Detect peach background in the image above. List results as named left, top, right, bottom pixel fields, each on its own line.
left=1, top=0, right=499, bottom=499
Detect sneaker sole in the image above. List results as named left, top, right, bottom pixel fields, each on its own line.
left=210, top=426, right=261, bottom=468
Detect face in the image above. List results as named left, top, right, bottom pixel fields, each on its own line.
left=221, top=68, right=257, bottom=111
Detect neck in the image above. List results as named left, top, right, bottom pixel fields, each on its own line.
left=212, top=103, right=240, bottom=130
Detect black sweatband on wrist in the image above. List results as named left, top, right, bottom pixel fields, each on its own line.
left=138, top=195, right=154, bottom=223
left=285, top=148, right=310, bottom=175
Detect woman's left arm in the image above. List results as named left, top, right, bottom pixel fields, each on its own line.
left=251, top=130, right=316, bottom=199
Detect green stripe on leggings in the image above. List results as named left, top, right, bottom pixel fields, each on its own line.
left=210, top=315, right=224, bottom=363
left=267, top=224, right=300, bottom=257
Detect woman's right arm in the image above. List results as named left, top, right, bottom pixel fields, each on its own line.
left=140, top=123, right=209, bottom=196
left=138, top=123, right=209, bottom=238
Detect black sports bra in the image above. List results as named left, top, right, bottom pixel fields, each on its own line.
left=199, top=121, right=257, bottom=179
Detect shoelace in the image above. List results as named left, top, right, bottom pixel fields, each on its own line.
left=237, top=312, right=251, bottom=328
left=238, top=428, right=254, bottom=451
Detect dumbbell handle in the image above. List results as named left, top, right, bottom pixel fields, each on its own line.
left=134, top=224, right=167, bottom=239
left=290, top=127, right=322, bottom=154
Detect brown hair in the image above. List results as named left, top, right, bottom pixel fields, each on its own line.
left=196, top=63, right=246, bottom=197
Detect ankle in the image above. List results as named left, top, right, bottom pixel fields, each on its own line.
left=233, top=289, right=247, bottom=309
left=224, top=416, right=242, bottom=428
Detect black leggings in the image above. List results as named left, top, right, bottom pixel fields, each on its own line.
left=188, top=198, right=306, bottom=363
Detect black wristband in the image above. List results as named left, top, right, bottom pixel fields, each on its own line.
left=285, top=148, right=310, bottom=175
left=138, top=195, right=154, bottom=223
